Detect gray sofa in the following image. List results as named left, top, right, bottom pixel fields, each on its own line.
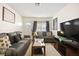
left=0, top=32, right=31, bottom=56
left=33, top=31, right=55, bottom=43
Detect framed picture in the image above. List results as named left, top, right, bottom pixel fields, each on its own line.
left=2, top=7, right=15, bottom=23
left=53, top=17, right=58, bottom=30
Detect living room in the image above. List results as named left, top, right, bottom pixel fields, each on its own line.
left=0, top=2, right=79, bottom=57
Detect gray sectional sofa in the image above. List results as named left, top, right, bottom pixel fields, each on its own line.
left=0, top=32, right=31, bottom=56
left=33, top=31, right=55, bottom=43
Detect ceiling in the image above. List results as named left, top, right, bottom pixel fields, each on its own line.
left=7, top=3, right=68, bottom=17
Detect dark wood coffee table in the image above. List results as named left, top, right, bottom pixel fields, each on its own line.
left=31, top=42, right=46, bottom=56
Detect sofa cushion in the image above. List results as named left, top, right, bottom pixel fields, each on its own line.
left=5, top=48, right=18, bottom=56
left=8, top=39, right=31, bottom=56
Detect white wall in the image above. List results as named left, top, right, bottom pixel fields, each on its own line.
left=52, top=3, right=79, bottom=36
left=0, top=3, right=22, bottom=33
left=22, top=17, right=52, bottom=36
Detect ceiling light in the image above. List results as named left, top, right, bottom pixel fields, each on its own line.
left=16, top=22, right=22, bottom=26
left=35, top=3, right=40, bottom=6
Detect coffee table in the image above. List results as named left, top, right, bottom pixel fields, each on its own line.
left=32, top=41, right=46, bottom=56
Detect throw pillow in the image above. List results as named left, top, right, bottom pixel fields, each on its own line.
left=43, top=32, right=46, bottom=37
left=8, top=35, right=15, bottom=44
left=47, top=32, right=52, bottom=37
left=17, top=34, right=22, bottom=40
left=14, top=35, right=20, bottom=43
left=37, top=32, right=43, bottom=38
left=0, top=36, right=11, bottom=48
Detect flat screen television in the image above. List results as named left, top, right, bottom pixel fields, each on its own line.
left=60, top=18, right=79, bottom=42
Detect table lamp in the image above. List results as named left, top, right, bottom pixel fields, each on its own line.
left=33, top=32, right=37, bottom=37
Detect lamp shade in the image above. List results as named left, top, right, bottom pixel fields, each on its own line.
left=33, top=32, right=37, bottom=36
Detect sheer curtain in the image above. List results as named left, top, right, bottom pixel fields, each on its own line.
left=36, top=21, right=46, bottom=32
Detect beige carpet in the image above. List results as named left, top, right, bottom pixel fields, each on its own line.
left=25, top=43, right=61, bottom=56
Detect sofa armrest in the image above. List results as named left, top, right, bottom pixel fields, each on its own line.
left=5, top=48, right=18, bottom=56
left=5, top=39, right=31, bottom=56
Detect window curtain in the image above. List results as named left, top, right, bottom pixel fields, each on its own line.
left=32, top=21, right=37, bottom=32
left=36, top=21, right=46, bottom=32
left=46, top=21, right=50, bottom=32
left=33, top=21, right=49, bottom=32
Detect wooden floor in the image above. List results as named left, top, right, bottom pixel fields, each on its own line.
left=25, top=43, right=61, bottom=56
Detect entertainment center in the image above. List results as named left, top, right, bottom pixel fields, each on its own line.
left=54, top=18, right=79, bottom=56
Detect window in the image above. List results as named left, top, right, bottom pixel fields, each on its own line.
left=53, top=18, right=58, bottom=30
left=36, top=21, right=46, bottom=31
